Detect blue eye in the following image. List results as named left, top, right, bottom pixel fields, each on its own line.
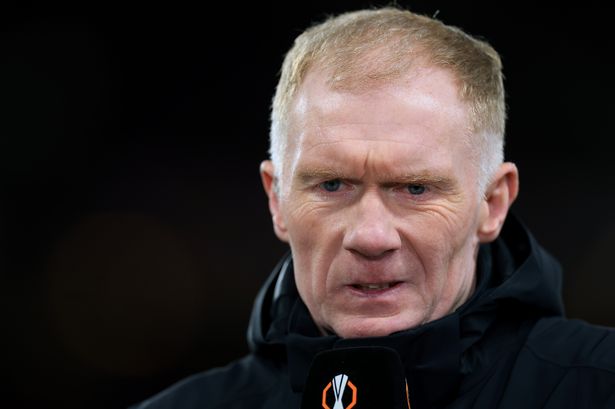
left=321, top=179, right=342, bottom=192
left=407, top=184, right=426, bottom=195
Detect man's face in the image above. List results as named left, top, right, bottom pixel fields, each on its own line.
left=264, top=65, right=494, bottom=338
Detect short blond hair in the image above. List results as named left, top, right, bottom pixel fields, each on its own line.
left=269, top=6, right=506, bottom=195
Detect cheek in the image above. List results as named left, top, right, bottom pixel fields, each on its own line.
left=285, top=209, right=327, bottom=259
left=401, top=206, right=479, bottom=280
left=284, top=203, right=344, bottom=302
left=284, top=196, right=348, bottom=249
left=431, top=197, right=480, bottom=240
left=405, top=209, right=468, bottom=250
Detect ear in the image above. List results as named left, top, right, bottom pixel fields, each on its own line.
left=260, top=160, right=289, bottom=242
left=477, top=162, right=519, bottom=243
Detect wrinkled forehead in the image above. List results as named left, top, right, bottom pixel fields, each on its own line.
left=288, top=63, right=471, bottom=147
left=279, top=64, right=476, bottom=185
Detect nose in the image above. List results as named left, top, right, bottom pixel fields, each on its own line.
left=342, top=190, right=402, bottom=258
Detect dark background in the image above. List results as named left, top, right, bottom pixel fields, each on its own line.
left=1, top=1, right=613, bottom=408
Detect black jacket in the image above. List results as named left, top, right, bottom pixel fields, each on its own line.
left=131, top=215, right=615, bottom=408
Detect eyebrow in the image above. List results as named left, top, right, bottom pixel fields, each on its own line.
left=392, top=172, right=454, bottom=185
left=380, top=172, right=457, bottom=192
left=296, top=169, right=346, bottom=185
left=295, top=168, right=456, bottom=190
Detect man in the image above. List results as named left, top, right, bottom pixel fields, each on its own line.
left=132, top=6, right=615, bottom=408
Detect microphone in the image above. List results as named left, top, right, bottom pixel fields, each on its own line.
left=300, top=346, right=410, bottom=409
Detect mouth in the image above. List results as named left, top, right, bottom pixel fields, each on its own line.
left=349, top=281, right=403, bottom=295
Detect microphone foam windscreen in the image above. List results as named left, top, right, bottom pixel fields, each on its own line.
left=300, top=346, right=410, bottom=409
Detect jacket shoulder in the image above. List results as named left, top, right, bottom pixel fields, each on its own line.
left=526, top=316, right=615, bottom=372
left=495, top=317, right=615, bottom=408
left=129, top=354, right=284, bottom=409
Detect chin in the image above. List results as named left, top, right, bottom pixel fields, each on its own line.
left=334, top=316, right=420, bottom=339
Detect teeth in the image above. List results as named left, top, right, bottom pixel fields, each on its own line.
left=359, top=283, right=391, bottom=290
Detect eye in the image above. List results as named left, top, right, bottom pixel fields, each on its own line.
left=407, top=184, right=426, bottom=195
left=320, top=179, right=342, bottom=192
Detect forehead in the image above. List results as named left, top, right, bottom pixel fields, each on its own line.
left=285, top=65, right=473, bottom=174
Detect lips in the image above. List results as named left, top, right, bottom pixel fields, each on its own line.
left=353, top=283, right=394, bottom=290
left=349, top=281, right=403, bottom=295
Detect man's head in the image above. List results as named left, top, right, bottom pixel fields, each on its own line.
left=261, top=7, right=518, bottom=338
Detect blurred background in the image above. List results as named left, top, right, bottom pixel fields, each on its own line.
left=1, top=1, right=613, bottom=408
